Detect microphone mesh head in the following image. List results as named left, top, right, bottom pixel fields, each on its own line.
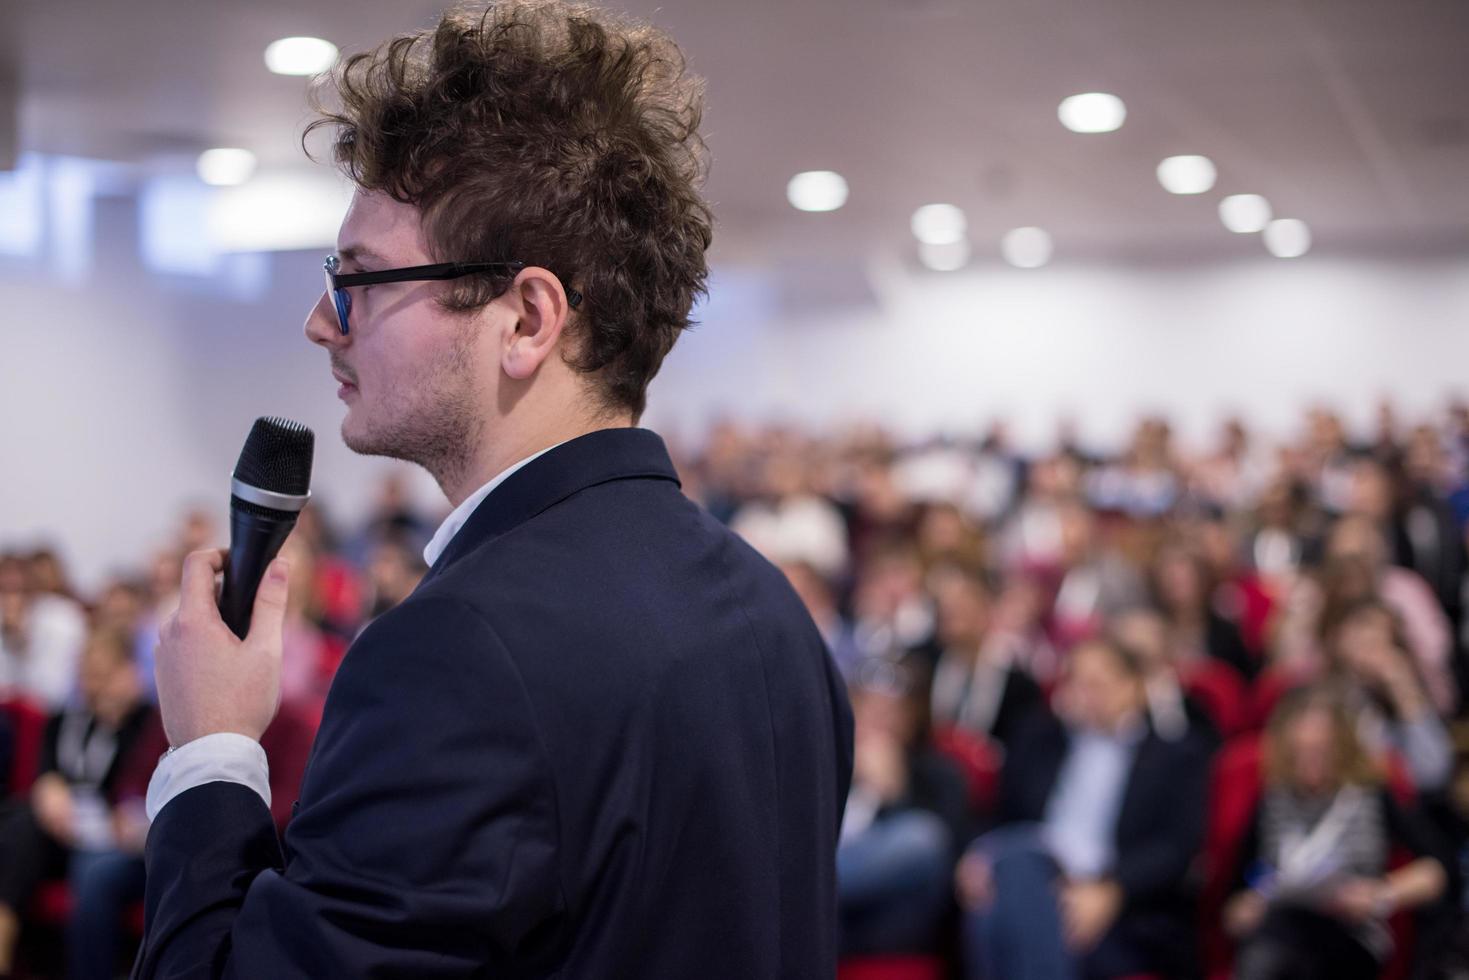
left=233, top=416, right=315, bottom=495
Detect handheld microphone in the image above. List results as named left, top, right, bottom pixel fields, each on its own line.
left=220, top=416, right=315, bottom=638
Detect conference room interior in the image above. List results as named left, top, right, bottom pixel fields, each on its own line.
left=3, top=0, right=1469, bottom=977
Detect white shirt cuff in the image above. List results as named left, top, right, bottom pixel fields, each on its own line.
left=145, top=732, right=271, bottom=822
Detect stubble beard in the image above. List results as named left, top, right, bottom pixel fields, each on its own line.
left=342, top=325, right=484, bottom=493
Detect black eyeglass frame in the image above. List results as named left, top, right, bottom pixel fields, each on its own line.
left=322, top=255, right=582, bottom=335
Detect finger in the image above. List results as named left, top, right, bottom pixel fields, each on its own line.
left=245, top=558, right=292, bottom=648
left=179, top=549, right=228, bottom=621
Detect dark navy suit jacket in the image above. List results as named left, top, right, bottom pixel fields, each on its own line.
left=138, top=427, right=854, bottom=979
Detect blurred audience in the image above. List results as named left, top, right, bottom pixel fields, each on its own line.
left=6, top=402, right=1469, bottom=976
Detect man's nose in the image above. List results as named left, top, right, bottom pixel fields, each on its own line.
left=305, top=291, right=347, bottom=349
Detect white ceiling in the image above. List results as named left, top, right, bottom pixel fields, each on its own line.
left=6, top=0, right=1469, bottom=265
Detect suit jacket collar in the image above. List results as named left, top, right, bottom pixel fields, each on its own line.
left=422, top=426, right=680, bottom=580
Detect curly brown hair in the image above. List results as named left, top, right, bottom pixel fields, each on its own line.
left=307, top=0, right=713, bottom=419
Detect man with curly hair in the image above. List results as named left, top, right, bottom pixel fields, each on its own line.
left=136, top=3, right=853, bottom=977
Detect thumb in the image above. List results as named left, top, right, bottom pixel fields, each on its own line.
left=246, top=558, right=291, bottom=645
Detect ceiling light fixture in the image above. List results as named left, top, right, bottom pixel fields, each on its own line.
left=786, top=170, right=849, bottom=212
left=1218, top=193, right=1272, bottom=233
left=196, top=148, right=257, bottom=187
left=911, top=203, right=967, bottom=245
left=1263, top=218, right=1311, bottom=258
left=1156, top=154, right=1217, bottom=195
left=1001, top=226, right=1053, bottom=268
left=1057, top=93, right=1126, bottom=134
left=265, top=36, right=339, bottom=76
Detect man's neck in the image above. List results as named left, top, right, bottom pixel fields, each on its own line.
left=436, top=414, right=636, bottom=507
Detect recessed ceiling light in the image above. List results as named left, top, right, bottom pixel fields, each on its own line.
left=264, top=36, right=339, bottom=76
left=196, top=148, right=257, bottom=187
left=1219, top=193, right=1272, bottom=233
left=918, top=239, right=971, bottom=272
left=786, top=170, right=848, bottom=212
left=911, top=203, right=966, bottom=245
left=1001, top=226, right=1053, bottom=268
left=1156, top=155, right=1217, bottom=195
left=1263, top=218, right=1311, bottom=258
left=1057, top=93, right=1126, bottom=134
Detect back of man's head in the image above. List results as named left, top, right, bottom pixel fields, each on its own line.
left=310, top=0, right=713, bottom=421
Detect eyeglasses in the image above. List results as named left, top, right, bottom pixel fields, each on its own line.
left=322, top=254, right=582, bottom=336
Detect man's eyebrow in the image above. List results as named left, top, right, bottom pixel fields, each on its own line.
left=337, top=245, right=389, bottom=265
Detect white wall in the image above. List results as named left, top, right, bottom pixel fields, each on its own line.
left=648, top=252, right=1469, bottom=453
left=4, top=200, right=1468, bottom=590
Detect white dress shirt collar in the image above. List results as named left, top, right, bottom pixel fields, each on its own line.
left=422, top=442, right=564, bottom=567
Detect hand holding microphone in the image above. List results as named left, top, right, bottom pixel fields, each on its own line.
left=154, top=417, right=316, bottom=748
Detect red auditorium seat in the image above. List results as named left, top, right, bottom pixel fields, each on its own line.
left=2, top=696, right=48, bottom=795
left=1181, top=660, right=1248, bottom=737
left=1244, top=667, right=1301, bottom=731
left=931, top=724, right=1001, bottom=816
left=837, top=954, right=946, bottom=980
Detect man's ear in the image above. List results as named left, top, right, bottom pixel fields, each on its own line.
left=501, top=268, right=575, bottom=381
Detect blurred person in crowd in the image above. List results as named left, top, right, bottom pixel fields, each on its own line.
left=1050, top=502, right=1147, bottom=649
left=175, top=506, right=219, bottom=557
left=1225, top=688, right=1446, bottom=980
left=985, top=573, right=1062, bottom=688
left=1189, top=417, right=1271, bottom=512
left=25, top=547, right=82, bottom=607
left=92, top=577, right=148, bottom=637
left=0, top=552, right=87, bottom=711
left=1246, top=476, right=1324, bottom=588
left=1085, top=417, right=1180, bottom=519
left=731, top=449, right=850, bottom=582
left=0, top=711, right=11, bottom=798
left=842, top=452, right=917, bottom=570
left=1445, top=400, right=1469, bottom=527
left=1303, top=408, right=1361, bottom=515
left=1146, top=538, right=1257, bottom=680
left=1276, top=515, right=1455, bottom=713
left=1323, top=598, right=1454, bottom=794
left=964, top=421, right=1022, bottom=524
left=893, top=436, right=979, bottom=518
left=1111, top=606, right=1221, bottom=748
left=913, top=501, right=987, bottom=576
left=364, top=534, right=429, bottom=622
left=998, top=453, right=1083, bottom=574
left=1187, top=508, right=1276, bottom=659
left=1365, top=439, right=1468, bottom=634
left=275, top=535, right=332, bottom=711
left=291, top=503, right=367, bottom=646
left=781, top=560, right=862, bottom=680
left=956, top=637, right=1210, bottom=980
left=852, top=540, right=938, bottom=661
left=930, top=566, right=1043, bottom=747
left=840, top=656, right=968, bottom=955
left=0, top=628, right=154, bottom=977
left=130, top=547, right=185, bottom=704
left=348, top=470, right=436, bottom=565
left=685, top=419, right=756, bottom=524
left=1370, top=399, right=1402, bottom=463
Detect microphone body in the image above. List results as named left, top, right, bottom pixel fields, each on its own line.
left=220, top=487, right=307, bottom=638
left=218, top=417, right=315, bottom=638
